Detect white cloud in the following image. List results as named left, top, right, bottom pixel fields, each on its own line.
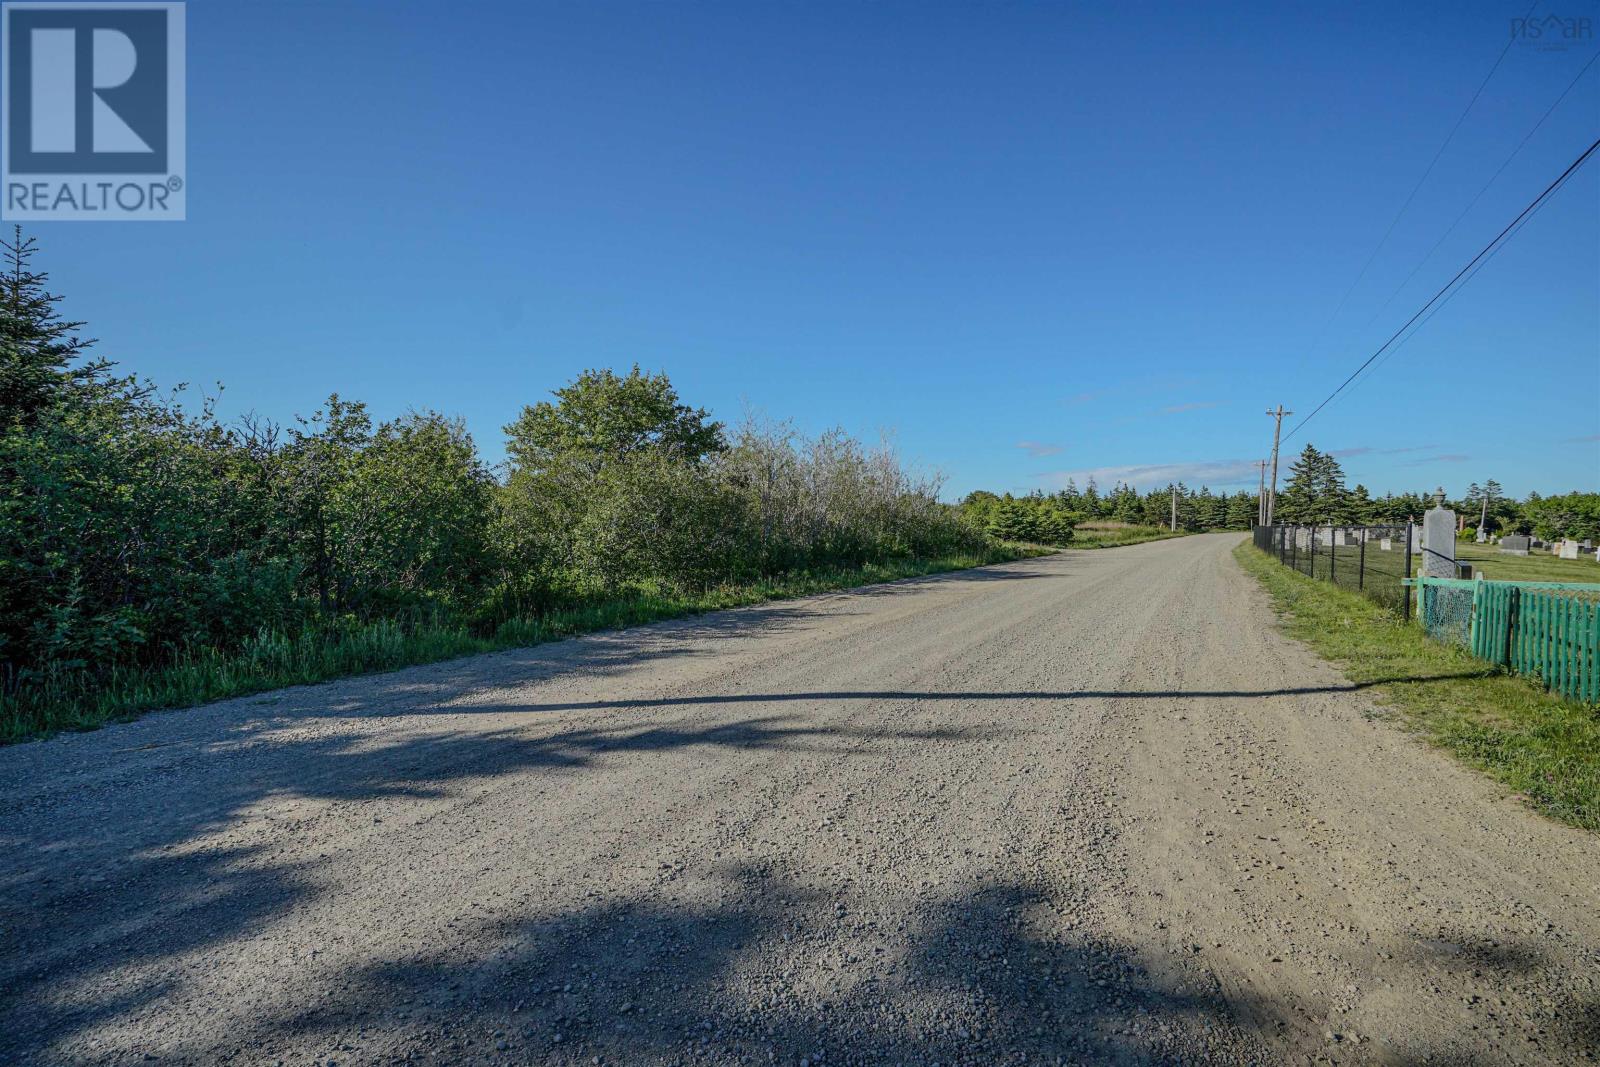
left=1037, top=458, right=1261, bottom=491
left=1016, top=440, right=1063, bottom=458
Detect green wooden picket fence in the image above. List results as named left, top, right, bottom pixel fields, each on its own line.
left=1408, top=576, right=1600, bottom=703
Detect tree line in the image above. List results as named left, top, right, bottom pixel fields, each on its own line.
left=959, top=442, right=1600, bottom=545
left=961, top=481, right=1258, bottom=538
left=0, top=232, right=1002, bottom=718
left=1273, top=444, right=1599, bottom=541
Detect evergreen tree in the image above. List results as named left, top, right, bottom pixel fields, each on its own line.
left=1466, top=479, right=1504, bottom=535
left=0, top=226, right=112, bottom=427
left=1107, top=482, right=1139, bottom=523
left=1318, top=452, right=1350, bottom=523
left=1226, top=490, right=1257, bottom=529
left=1277, top=445, right=1351, bottom=524
left=1348, top=484, right=1374, bottom=524
left=1276, top=445, right=1323, bottom=523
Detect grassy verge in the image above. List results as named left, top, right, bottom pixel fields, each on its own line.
left=1071, top=524, right=1190, bottom=550
left=1233, top=542, right=1600, bottom=831
left=0, top=546, right=1049, bottom=744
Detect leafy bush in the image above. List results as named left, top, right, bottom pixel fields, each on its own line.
left=1523, top=492, right=1600, bottom=542
left=0, top=234, right=991, bottom=732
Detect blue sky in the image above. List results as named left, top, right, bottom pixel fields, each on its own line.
left=22, top=0, right=1600, bottom=500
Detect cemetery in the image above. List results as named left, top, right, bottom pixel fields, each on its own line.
left=1256, top=495, right=1600, bottom=705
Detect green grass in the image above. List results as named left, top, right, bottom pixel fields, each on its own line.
left=1, top=545, right=1050, bottom=744
left=1270, top=540, right=1412, bottom=612
left=1070, top=524, right=1190, bottom=550
left=1454, top=539, right=1600, bottom=584
left=1234, top=541, right=1600, bottom=831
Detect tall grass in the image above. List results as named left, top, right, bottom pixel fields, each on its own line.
left=1071, top=524, right=1188, bottom=549
left=1, top=546, right=1044, bottom=743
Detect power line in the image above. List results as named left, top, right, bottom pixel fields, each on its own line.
left=1336, top=143, right=1587, bottom=402
left=1338, top=154, right=1581, bottom=400
left=1285, top=134, right=1600, bottom=443
left=1313, top=55, right=1600, bottom=421
left=1352, top=47, right=1600, bottom=341
left=1295, top=2, right=1536, bottom=374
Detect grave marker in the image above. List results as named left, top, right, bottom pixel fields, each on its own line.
left=1420, top=498, right=1456, bottom=579
left=1498, top=534, right=1530, bottom=556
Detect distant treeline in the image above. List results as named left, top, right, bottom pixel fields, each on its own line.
left=960, top=482, right=1258, bottom=539
left=959, top=444, right=1600, bottom=545
left=1273, top=444, right=1599, bottom=540
left=0, top=232, right=1009, bottom=725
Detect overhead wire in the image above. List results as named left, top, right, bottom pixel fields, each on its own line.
left=1350, top=47, right=1600, bottom=341
left=1283, top=134, right=1600, bottom=443
left=1292, top=1, right=1539, bottom=376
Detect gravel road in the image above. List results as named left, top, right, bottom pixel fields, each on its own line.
left=3, top=532, right=1597, bottom=1066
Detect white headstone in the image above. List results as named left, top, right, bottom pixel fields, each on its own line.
left=1421, top=506, right=1457, bottom=578
left=1380, top=537, right=1392, bottom=551
left=1559, top=540, right=1580, bottom=560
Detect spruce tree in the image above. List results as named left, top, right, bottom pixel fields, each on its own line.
left=1348, top=484, right=1373, bottom=524
left=0, top=227, right=110, bottom=427
left=1277, top=445, right=1322, bottom=523
left=1317, top=451, right=1350, bottom=523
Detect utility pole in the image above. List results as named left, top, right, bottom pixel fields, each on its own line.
left=1170, top=484, right=1178, bottom=532
left=1265, top=405, right=1292, bottom=526
left=1256, top=459, right=1267, bottom=527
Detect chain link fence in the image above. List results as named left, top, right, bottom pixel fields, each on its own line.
left=1419, top=578, right=1475, bottom=646
left=1411, top=577, right=1600, bottom=703
left=1252, top=524, right=1414, bottom=617
left=1253, top=525, right=1600, bottom=704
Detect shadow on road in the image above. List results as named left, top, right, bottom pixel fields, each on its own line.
left=129, top=864, right=1593, bottom=1066
left=146, top=869, right=1286, bottom=1065
left=0, top=713, right=1011, bottom=1063
left=445, top=673, right=1489, bottom=716
left=3, top=684, right=1591, bottom=1063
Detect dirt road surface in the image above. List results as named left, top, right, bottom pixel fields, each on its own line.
left=3, top=533, right=1597, bottom=1066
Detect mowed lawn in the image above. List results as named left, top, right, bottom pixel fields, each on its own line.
left=1457, top=540, right=1600, bottom=583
